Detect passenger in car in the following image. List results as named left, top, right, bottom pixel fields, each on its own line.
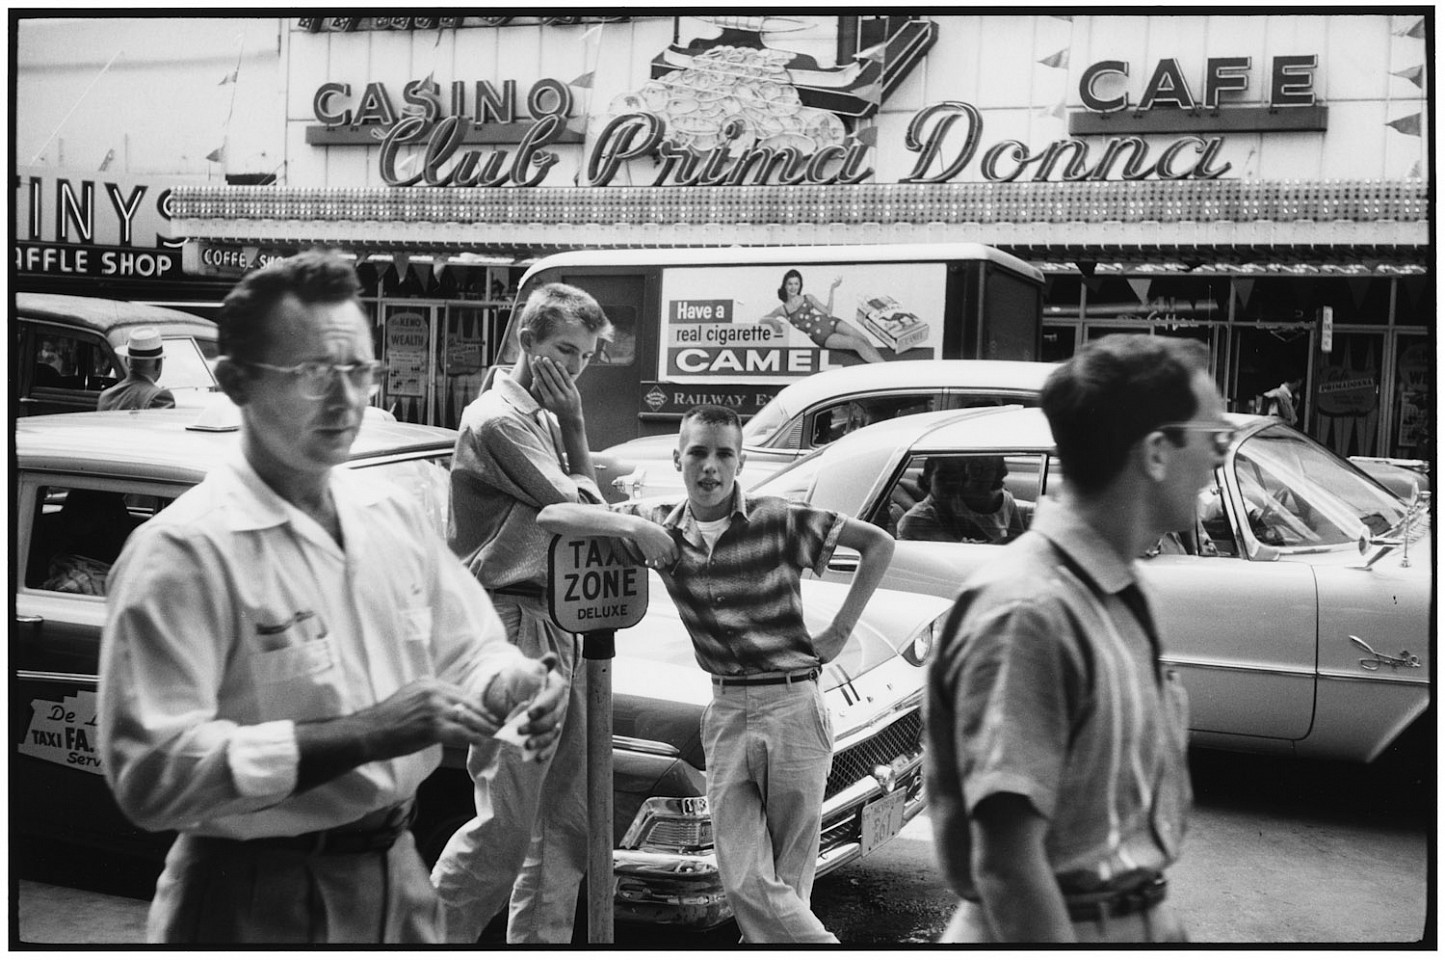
left=98, top=250, right=567, bottom=945
left=538, top=403, right=895, bottom=944
left=897, top=456, right=1033, bottom=544
left=38, top=489, right=138, bottom=595
left=925, top=334, right=1226, bottom=943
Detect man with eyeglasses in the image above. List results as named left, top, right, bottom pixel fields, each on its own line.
left=925, top=334, right=1228, bottom=943
left=430, top=282, right=613, bottom=943
left=98, top=250, right=568, bottom=944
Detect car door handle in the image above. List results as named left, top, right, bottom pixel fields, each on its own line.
left=16, top=615, right=42, bottom=624
left=827, top=550, right=860, bottom=573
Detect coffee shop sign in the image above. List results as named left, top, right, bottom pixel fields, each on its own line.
left=313, top=65, right=1321, bottom=187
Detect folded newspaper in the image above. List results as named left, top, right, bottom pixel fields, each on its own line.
left=857, top=295, right=930, bottom=352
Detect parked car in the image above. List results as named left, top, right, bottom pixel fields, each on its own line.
left=16, top=292, right=219, bottom=416
left=13, top=405, right=949, bottom=930
left=594, top=359, right=1057, bottom=502
left=753, top=406, right=1431, bottom=764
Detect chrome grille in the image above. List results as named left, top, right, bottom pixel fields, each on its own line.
left=824, top=710, right=923, bottom=800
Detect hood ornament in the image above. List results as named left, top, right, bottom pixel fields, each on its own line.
left=1349, top=635, right=1422, bottom=671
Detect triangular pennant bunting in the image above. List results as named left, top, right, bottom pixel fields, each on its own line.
left=1127, top=277, right=1152, bottom=304
left=1039, top=48, right=1070, bottom=69
left=1392, top=65, right=1425, bottom=88
left=1387, top=113, right=1422, bottom=136
left=1234, top=277, right=1254, bottom=309
left=218, top=70, right=238, bottom=85
left=853, top=126, right=879, bottom=147
left=570, top=71, right=595, bottom=89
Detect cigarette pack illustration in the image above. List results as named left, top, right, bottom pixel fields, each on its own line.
left=857, top=295, right=929, bottom=352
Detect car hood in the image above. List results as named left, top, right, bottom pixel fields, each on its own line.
left=611, top=573, right=948, bottom=769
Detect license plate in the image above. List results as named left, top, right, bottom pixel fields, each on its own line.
left=861, top=789, right=906, bottom=857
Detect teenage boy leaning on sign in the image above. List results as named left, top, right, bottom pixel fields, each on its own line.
left=537, top=403, right=893, bottom=944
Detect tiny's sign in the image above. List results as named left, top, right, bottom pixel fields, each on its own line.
left=548, top=535, right=648, bottom=634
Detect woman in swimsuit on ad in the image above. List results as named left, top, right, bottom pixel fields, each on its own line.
left=759, top=269, right=884, bottom=364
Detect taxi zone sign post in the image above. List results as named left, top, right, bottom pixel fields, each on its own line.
left=547, top=535, right=648, bottom=944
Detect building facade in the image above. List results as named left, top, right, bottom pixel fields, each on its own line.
left=15, top=13, right=1431, bottom=459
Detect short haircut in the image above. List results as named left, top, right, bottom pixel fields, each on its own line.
left=679, top=403, right=741, bottom=434
left=218, top=249, right=361, bottom=363
left=776, top=269, right=803, bottom=302
left=1042, top=334, right=1210, bottom=496
left=519, top=282, right=612, bottom=343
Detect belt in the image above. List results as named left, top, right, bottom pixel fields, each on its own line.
left=962, top=874, right=1167, bottom=924
left=189, top=803, right=414, bottom=857
left=489, top=583, right=546, bottom=599
left=712, top=668, right=820, bottom=688
left=1063, top=875, right=1168, bottom=923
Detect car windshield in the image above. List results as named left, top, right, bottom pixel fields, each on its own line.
left=158, top=338, right=218, bottom=390
left=753, top=443, right=830, bottom=501
left=741, top=395, right=790, bottom=445
left=1229, top=425, right=1413, bottom=546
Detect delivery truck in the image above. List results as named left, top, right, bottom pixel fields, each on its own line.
left=485, top=243, right=1044, bottom=451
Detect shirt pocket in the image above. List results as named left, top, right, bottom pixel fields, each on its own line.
left=247, top=634, right=344, bottom=721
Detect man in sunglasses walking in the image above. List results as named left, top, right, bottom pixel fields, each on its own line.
left=99, top=250, right=568, bottom=943
left=925, top=334, right=1230, bottom=943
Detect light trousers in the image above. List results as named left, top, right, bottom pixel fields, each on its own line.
left=702, top=677, right=839, bottom=944
left=147, top=831, right=441, bottom=943
left=940, top=897, right=1188, bottom=943
left=429, top=597, right=589, bottom=943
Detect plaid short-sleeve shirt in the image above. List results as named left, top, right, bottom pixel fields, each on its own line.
left=616, top=486, right=844, bottom=677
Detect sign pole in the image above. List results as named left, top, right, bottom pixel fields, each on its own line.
left=583, top=629, right=615, bottom=944
left=546, top=534, right=649, bottom=946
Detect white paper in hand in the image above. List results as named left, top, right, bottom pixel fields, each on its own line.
left=493, top=703, right=542, bottom=762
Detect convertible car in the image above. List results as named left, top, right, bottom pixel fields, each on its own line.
left=13, top=404, right=949, bottom=931
left=752, top=406, right=1432, bottom=764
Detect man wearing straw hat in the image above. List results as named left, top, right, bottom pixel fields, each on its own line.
left=99, top=327, right=176, bottom=411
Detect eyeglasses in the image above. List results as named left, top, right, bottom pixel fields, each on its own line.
left=1159, top=422, right=1237, bottom=456
left=246, top=360, right=384, bottom=400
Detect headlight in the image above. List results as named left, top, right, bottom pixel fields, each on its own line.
left=620, top=796, right=714, bottom=853
left=902, top=612, right=947, bottom=666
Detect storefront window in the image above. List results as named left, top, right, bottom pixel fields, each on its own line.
left=1040, top=324, right=1076, bottom=362
left=437, top=303, right=502, bottom=429
left=1311, top=331, right=1386, bottom=459
left=1389, top=334, right=1431, bottom=459
left=1230, top=325, right=1312, bottom=419
left=380, top=302, right=435, bottom=424
left=1042, top=274, right=1082, bottom=322
left=1235, top=276, right=1391, bottom=325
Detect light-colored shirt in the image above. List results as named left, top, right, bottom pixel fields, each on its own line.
left=615, top=485, right=844, bottom=677
left=924, top=498, right=1192, bottom=897
left=99, top=453, right=525, bottom=839
left=449, top=372, right=603, bottom=590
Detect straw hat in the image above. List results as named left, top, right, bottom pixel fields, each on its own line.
left=123, top=328, right=165, bottom=359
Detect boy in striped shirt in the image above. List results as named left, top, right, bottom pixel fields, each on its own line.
left=539, top=403, right=894, bottom=943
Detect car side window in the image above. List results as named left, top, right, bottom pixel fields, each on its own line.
left=30, top=329, right=120, bottom=393
left=26, top=485, right=171, bottom=596
left=807, top=393, right=939, bottom=447
left=871, top=454, right=1043, bottom=542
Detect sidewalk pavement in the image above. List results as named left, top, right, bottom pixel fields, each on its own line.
left=15, top=881, right=147, bottom=945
